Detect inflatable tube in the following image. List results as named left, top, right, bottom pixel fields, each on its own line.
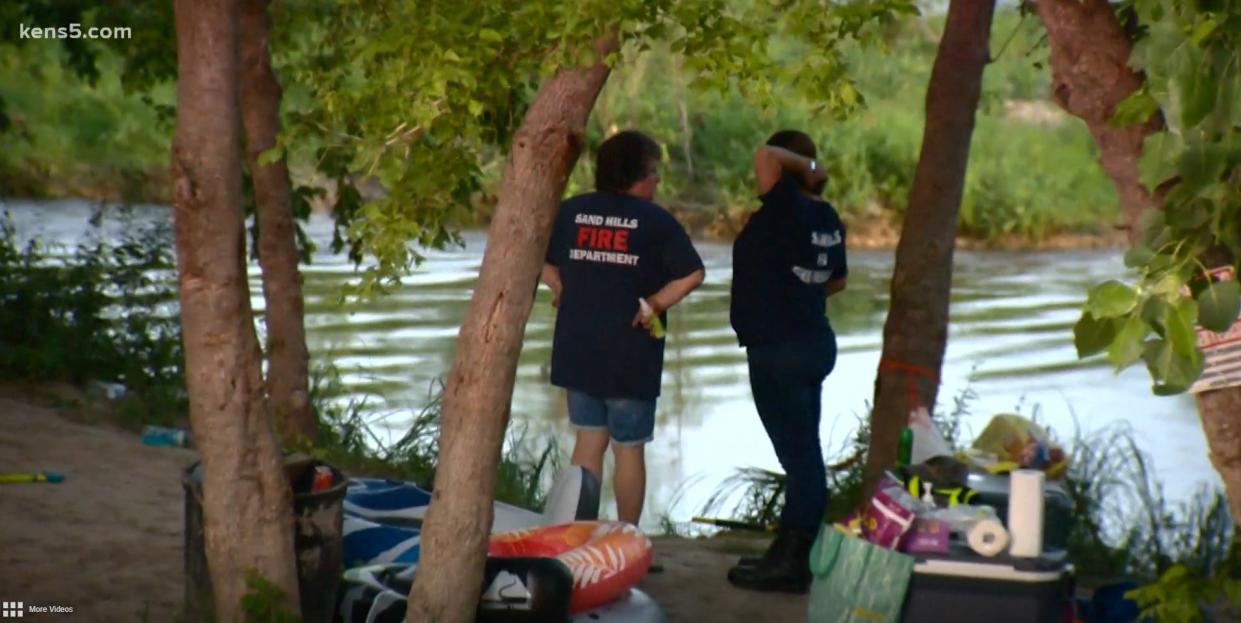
left=339, top=561, right=665, bottom=623
left=488, top=521, right=653, bottom=613
left=344, top=478, right=544, bottom=533
left=342, top=515, right=421, bottom=566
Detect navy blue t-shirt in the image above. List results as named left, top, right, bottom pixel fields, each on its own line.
left=730, top=172, right=848, bottom=347
left=546, top=192, right=704, bottom=400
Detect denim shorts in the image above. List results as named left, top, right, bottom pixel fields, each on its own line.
left=566, top=389, right=656, bottom=446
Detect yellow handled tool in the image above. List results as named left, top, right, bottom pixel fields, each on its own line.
left=0, top=471, right=65, bottom=484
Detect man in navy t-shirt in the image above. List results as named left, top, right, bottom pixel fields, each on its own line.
left=541, top=130, right=705, bottom=526
left=727, top=130, right=847, bottom=593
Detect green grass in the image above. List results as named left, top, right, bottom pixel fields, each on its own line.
left=306, top=363, right=558, bottom=511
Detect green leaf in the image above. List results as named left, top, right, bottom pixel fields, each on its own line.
left=1151, top=273, right=1184, bottom=298
left=1138, top=209, right=1168, bottom=248
left=257, top=145, right=284, bottom=166
left=1178, top=50, right=1217, bottom=130
left=1142, top=337, right=1202, bottom=394
left=1074, top=312, right=1121, bottom=358
left=1189, top=15, right=1220, bottom=47
left=478, top=28, right=503, bottom=43
left=1143, top=338, right=1174, bottom=381
left=1197, top=279, right=1241, bottom=333
left=1087, top=280, right=1140, bottom=318
left=1108, top=315, right=1149, bottom=370
left=1166, top=297, right=1199, bottom=357
left=1124, top=246, right=1156, bottom=269
left=1212, top=66, right=1241, bottom=131
left=1110, top=87, right=1158, bottom=128
left=1166, top=197, right=1214, bottom=231
left=1141, top=295, right=1171, bottom=336
left=1178, top=142, right=1228, bottom=193
left=1154, top=350, right=1204, bottom=395
left=1139, top=132, right=1182, bottom=192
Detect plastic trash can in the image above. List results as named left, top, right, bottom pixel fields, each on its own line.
left=183, top=456, right=346, bottom=623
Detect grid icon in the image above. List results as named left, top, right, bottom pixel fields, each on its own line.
left=1, top=602, right=23, bottom=618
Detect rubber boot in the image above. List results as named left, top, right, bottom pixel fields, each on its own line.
left=726, top=529, right=814, bottom=593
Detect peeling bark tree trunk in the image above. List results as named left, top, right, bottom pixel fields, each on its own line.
left=171, top=0, right=301, bottom=618
left=239, top=0, right=315, bottom=447
left=864, top=0, right=996, bottom=491
left=1038, top=0, right=1241, bottom=526
left=1036, top=0, right=1161, bottom=242
left=405, top=36, right=617, bottom=623
left=1197, top=388, right=1241, bottom=525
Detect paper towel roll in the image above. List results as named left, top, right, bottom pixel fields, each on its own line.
left=967, top=519, right=1009, bottom=557
left=1007, top=469, right=1045, bottom=557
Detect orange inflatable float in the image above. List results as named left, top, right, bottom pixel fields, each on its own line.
left=488, top=520, right=653, bottom=613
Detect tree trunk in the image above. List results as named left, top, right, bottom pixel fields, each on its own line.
left=1035, top=0, right=1160, bottom=242
left=405, top=36, right=617, bottom=623
left=864, top=0, right=996, bottom=491
left=171, top=0, right=301, bottom=618
left=1197, top=388, right=1241, bottom=524
left=239, top=0, right=315, bottom=447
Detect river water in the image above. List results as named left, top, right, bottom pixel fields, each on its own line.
left=6, top=199, right=1219, bottom=529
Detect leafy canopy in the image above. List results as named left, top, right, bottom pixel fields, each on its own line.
left=271, top=0, right=916, bottom=298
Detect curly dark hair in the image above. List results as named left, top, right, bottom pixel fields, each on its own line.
left=595, top=130, right=661, bottom=194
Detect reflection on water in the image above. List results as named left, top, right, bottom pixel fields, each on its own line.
left=7, top=201, right=1218, bottom=529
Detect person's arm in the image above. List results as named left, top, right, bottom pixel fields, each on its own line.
left=753, top=145, right=827, bottom=195
left=631, top=268, right=705, bottom=329
left=541, top=263, right=562, bottom=308
left=825, top=276, right=847, bottom=298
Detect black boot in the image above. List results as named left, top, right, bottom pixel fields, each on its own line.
left=735, top=530, right=788, bottom=569
left=726, top=529, right=814, bottom=593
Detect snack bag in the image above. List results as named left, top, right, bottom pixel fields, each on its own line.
left=862, top=486, right=916, bottom=549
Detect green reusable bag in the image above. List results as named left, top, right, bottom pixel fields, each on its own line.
left=806, top=525, right=916, bottom=623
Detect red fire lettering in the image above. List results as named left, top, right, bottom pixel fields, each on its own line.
left=614, top=229, right=629, bottom=252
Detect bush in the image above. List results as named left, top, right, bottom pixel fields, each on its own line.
left=0, top=207, right=185, bottom=422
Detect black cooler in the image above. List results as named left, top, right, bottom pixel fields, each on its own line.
left=900, top=546, right=1075, bottom=623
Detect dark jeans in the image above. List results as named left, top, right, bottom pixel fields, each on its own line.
left=746, top=333, right=837, bottom=534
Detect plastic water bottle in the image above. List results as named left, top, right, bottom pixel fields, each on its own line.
left=897, top=426, right=914, bottom=467
left=141, top=425, right=190, bottom=447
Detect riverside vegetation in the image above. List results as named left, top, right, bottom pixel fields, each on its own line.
left=0, top=9, right=1118, bottom=246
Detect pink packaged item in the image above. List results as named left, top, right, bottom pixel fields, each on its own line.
left=899, top=518, right=950, bottom=553
left=862, top=486, right=916, bottom=549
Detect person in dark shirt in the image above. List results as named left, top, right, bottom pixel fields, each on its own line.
left=726, top=130, right=848, bottom=593
left=541, top=130, right=705, bottom=526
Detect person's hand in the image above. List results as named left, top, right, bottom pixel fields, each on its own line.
left=631, top=297, right=661, bottom=329
left=551, top=291, right=561, bottom=308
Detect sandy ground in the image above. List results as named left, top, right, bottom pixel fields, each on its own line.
left=0, top=393, right=195, bottom=621
left=0, top=392, right=805, bottom=622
